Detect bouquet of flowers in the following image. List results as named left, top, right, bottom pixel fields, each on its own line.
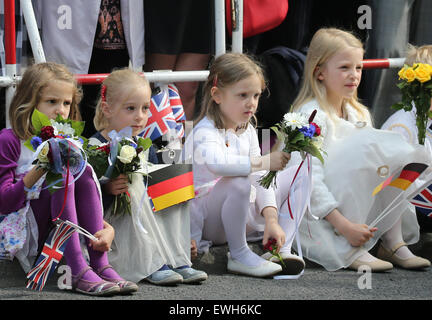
left=86, top=128, right=152, bottom=216
left=259, top=110, right=324, bottom=189
left=392, top=63, right=432, bottom=145
left=24, top=109, right=87, bottom=193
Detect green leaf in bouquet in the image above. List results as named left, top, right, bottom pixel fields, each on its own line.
left=391, top=102, right=406, bottom=111
left=303, top=144, right=325, bottom=164
left=428, top=110, right=432, bottom=119
left=397, top=81, right=408, bottom=89
left=137, top=137, right=152, bottom=151
left=70, top=120, right=85, bottom=137
left=24, top=138, right=35, bottom=151
left=31, top=109, right=52, bottom=132
left=45, top=171, right=64, bottom=194
left=289, top=130, right=305, bottom=145
left=270, top=125, right=285, bottom=143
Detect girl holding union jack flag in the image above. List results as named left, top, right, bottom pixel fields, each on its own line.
left=0, top=63, right=137, bottom=296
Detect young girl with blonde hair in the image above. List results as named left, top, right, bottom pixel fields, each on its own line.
left=0, top=62, right=137, bottom=296
left=184, top=53, right=307, bottom=278
left=290, top=28, right=431, bottom=272
left=90, top=68, right=207, bottom=285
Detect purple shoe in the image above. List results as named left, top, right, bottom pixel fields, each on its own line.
left=96, top=265, right=138, bottom=294
left=72, top=266, right=121, bottom=297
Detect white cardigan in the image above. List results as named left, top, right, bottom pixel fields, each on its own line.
left=290, top=99, right=372, bottom=219
left=184, top=116, right=277, bottom=215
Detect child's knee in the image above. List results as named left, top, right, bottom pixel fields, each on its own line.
left=225, top=176, right=251, bottom=198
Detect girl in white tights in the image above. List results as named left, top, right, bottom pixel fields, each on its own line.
left=183, top=53, right=306, bottom=278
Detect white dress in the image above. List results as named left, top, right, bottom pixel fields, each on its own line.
left=90, top=137, right=191, bottom=282
left=290, top=99, right=431, bottom=271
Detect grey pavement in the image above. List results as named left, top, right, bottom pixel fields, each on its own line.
left=1, top=233, right=432, bottom=301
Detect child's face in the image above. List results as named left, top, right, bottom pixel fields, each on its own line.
left=317, top=47, right=363, bottom=107
left=103, top=85, right=151, bottom=136
left=36, top=80, right=74, bottom=120
left=212, top=74, right=262, bottom=130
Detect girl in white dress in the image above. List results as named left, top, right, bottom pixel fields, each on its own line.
left=381, top=44, right=432, bottom=233
left=289, top=28, right=431, bottom=272
left=90, top=69, right=207, bottom=285
left=184, top=53, right=307, bottom=278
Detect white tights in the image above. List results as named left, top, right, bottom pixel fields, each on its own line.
left=201, top=166, right=307, bottom=267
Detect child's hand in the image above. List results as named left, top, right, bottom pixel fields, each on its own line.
left=339, top=221, right=377, bottom=247
left=191, top=239, right=198, bottom=260
left=268, top=151, right=291, bottom=171
left=261, top=207, right=286, bottom=252
left=89, top=221, right=115, bottom=252
left=263, top=220, right=286, bottom=253
left=103, top=174, right=129, bottom=195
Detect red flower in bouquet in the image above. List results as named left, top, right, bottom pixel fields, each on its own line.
left=263, top=238, right=286, bottom=268
left=40, top=126, right=55, bottom=141
left=310, top=122, right=321, bottom=136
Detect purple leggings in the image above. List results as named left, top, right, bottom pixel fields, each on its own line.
left=30, top=165, right=109, bottom=277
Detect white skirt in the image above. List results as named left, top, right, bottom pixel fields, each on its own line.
left=298, top=126, right=431, bottom=271
left=105, top=173, right=191, bottom=282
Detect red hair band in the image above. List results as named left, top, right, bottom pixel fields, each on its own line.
left=101, top=84, right=107, bottom=102
left=212, top=74, right=218, bottom=87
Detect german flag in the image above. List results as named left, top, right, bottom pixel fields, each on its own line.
left=373, top=163, right=428, bottom=196
left=147, top=164, right=195, bottom=211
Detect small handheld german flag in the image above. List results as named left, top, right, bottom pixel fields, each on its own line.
left=147, top=164, right=195, bottom=211
left=372, top=163, right=428, bottom=196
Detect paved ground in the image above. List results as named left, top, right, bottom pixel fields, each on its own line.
left=1, top=234, right=431, bottom=317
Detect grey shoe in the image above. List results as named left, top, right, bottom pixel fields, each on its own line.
left=145, top=269, right=183, bottom=286
left=172, top=267, right=208, bottom=284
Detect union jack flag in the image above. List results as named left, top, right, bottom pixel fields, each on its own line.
left=168, top=84, right=186, bottom=139
left=140, top=86, right=177, bottom=141
left=411, top=183, right=432, bottom=218
left=26, top=220, right=75, bottom=291
left=168, top=84, right=186, bottom=122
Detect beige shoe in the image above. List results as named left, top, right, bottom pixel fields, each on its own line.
left=348, top=256, right=393, bottom=272
left=376, top=242, right=431, bottom=270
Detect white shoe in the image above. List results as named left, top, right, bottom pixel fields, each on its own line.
left=227, top=253, right=282, bottom=278
left=261, top=251, right=305, bottom=275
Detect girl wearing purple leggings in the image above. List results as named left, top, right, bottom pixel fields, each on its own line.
left=0, top=62, right=137, bottom=296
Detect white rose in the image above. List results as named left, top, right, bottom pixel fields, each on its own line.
left=117, top=145, right=137, bottom=164
left=37, top=143, right=50, bottom=163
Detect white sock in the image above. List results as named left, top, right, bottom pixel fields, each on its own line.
left=381, top=218, right=415, bottom=260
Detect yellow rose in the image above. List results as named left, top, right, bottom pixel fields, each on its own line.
left=414, top=64, right=432, bottom=83
left=37, top=143, right=50, bottom=163
left=398, top=67, right=407, bottom=80
left=403, top=67, right=416, bottom=82
left=117, top=145, right=137, bottom=164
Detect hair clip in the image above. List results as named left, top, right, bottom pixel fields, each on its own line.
left=212, top=74, right=218, bottom=87
left=101, top=84, right=107, bottom=102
